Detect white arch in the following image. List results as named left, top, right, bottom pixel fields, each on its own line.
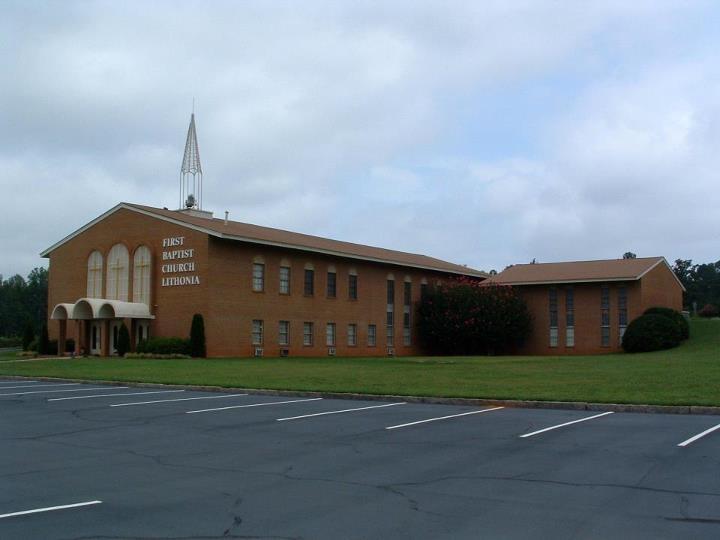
left=51, top=303, right=75, bottom=320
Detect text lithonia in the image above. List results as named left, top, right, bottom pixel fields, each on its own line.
left=160, top=236, right=200, bottom=287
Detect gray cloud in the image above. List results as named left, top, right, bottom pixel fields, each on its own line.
left=1, top=1, right=717, bottom=277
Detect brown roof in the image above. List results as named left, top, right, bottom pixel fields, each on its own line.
left=487, top=257, right=680, bottom=286
left=41, top=203, right=486, bottom=277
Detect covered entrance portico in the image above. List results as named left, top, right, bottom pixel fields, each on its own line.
left=51, top=298, right=154, bottom=356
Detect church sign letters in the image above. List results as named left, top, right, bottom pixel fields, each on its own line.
left=160, top=236, right=200, bottom=287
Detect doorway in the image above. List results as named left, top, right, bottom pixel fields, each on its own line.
left=90, top=322, right=102, bottom=355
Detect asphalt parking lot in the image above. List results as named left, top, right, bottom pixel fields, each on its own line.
left=2, top=379, right=720, bottom=539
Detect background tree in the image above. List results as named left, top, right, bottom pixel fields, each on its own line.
left=623, top=252, right=637, bottom=259
left=672, top=259, right=720, bottom=311
left=189, top=314, right=206, bottom=358
left=22, top=320, right=35, bottom=351
left=38, top=323, right=50, bottom=355
left=0, top=267, right=48, bottom=338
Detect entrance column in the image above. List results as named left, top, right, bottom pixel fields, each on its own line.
left=101, top=320, right=110, bottom=357
left=58, top=320, right=67, bottom=356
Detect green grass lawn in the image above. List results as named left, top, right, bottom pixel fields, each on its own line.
left=0, top=320, right=718, bottom=406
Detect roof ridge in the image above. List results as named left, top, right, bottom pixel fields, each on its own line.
left=126, top=202, right=484, bottom=274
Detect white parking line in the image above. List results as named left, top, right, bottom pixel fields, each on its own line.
left=110, top=393, right=248, bottom=407
left=519, top=411, right=614, bottom=438
left=0, top=383, right=80, bottom=390
left=277, top=402, right=406, bottom=421
left=0, top=387, right=127, bottom=397
left=678, top=423, right=720, bottom=447
left=385, top=406, right=505, bottom=430
left=0, top=500, right=102, bottom=519
left=186, top=397, right=323, bottom=414
left=0, top=380, right=39, bottom=384
left=49, top=390, right=186, bottom=402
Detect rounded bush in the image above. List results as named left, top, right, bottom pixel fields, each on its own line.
left=643, top=307, right=689, bottom=340
left=698, top=304, right=719, bottom=318
left=622, top=314, right=682, bottom=353
left=136, top=337, right=191, bottom=355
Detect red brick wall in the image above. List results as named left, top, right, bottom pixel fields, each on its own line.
left=47, top=208, right=452, bottom=357
left=515, top=281, right=642, bottom=355
left=205, top=237, right=443, bottom=357
left=47, top=208, right=209, bottom=345
left=639, top=262, right=684, bottom=312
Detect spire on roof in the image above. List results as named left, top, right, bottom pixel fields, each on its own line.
left=180, top=112, right=203, bottom=210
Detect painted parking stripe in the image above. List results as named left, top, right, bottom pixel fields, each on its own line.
left=678, top=423, right=720, bottom=447
left=110, top=393, right=248, bottom=407
left=385, top=406, right=505, bottom=430
left=0, top=387, right=127, bottom=397
left=519, top=411, right=614, bottom=438
left=186, top=397, right=323, bottom=414
left=49, top=390, right=186, bottom=402
left=278, top=402, right=406, bottom=421
left=0, top=500, right=102, bottom=519
left=0, top=383, right=80, bottom=390
left=0, top=380, right=39, bottom=385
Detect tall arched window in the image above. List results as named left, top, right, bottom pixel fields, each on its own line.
left=133, top=246, right=152, bottom=306
left=86, top=251, right=104, bottom=298
left=106, top=244, right=129, bottom=301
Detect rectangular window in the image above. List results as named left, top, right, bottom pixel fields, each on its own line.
left=601, top=285, right=610, bottom=346
left=347, top=324, right=357, bottom=346
left=565, top=287, right=574, bottom=347
left=387, top=280, right=395, bottom=347
left=403, top=282, right=411, bottom=346
left=368, top=324, right=376, bottom=347
left=549, top=288, right=558, bottom=347
left=303, top=322, right=313, bottom=346
left=279, top=266, right=291, bottom=295
left=252, top=263, right=264, bottom=292
left=304, top=269, right=314, bottom=296
left=348, top=274, right=358, bottom=300
left=618, top=286, right=628, bottom=345
left=278, top=321, right=289, bottom=346
left=326, top=323, right=336, bottom=346
left=251, top=319, right=263, bottom=345
left=420, top=283, right=428, bottom=300
left=327, top=271, right=336, bottom=298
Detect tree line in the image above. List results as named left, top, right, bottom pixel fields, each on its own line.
left=672, top=259, right=720, bottom=313
left=0, top=267, right=48, bottom=339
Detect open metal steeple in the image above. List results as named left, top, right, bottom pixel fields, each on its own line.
left=180, top=112, right=203, bottom=210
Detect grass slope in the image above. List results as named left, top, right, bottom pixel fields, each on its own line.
left=0, top=320, right=718, bottom=406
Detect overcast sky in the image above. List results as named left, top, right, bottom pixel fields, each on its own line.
left=1, top=1, right=718, bottom=278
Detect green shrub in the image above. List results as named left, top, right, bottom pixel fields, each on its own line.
left=0, top=336, right=22, bottom=348
left=136, top=337, right=190, bottom=355
left=116, top=323, right=130, bottom=357
left=27, top=337, right=38, bottom=352
left=22, top=321, right=35, bottom=351
left=189, top=314, right=206, bottom=358
left=417, top=280, right=532, bottom=355
left=644, top=307, right=689, bottom=340
left=124, top=352, right=192, bottom=359
left=622, top=314, right=682, bottom=353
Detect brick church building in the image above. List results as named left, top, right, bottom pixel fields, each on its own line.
left=42, top=113, right=684, bottom=357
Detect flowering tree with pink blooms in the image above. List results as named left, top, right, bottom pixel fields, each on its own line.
left=416, top=278, right=532, bottom=355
